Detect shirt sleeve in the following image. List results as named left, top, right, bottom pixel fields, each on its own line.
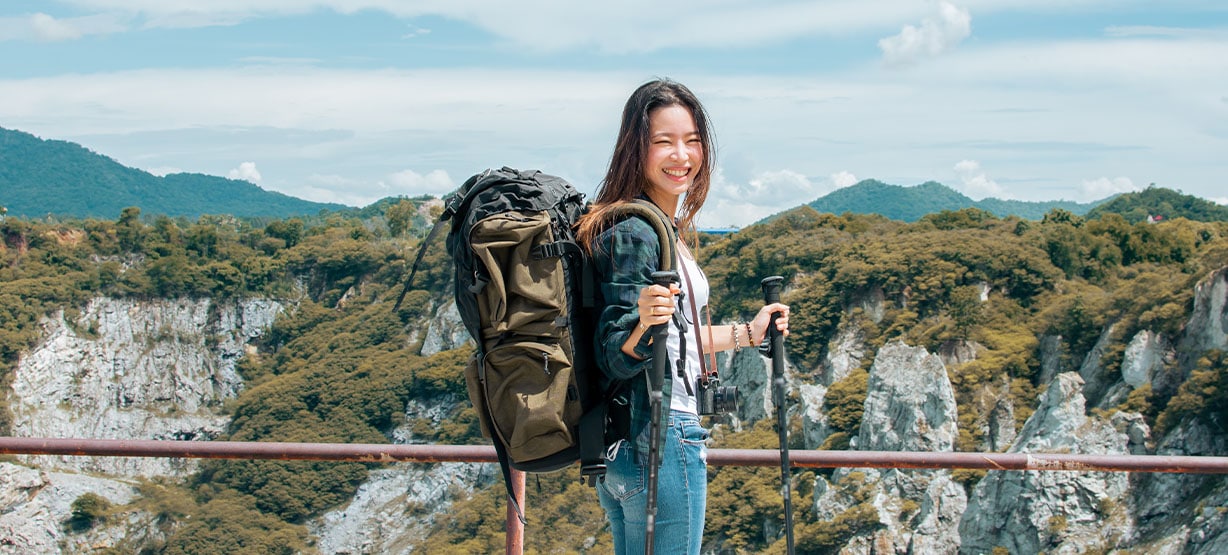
left=591, top=216, right=660, bottom=381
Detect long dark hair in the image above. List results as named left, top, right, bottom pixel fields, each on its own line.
left=577, top=79, right=715, bottom=250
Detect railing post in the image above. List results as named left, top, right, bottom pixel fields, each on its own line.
left=506, top=468, right=526, bottom=555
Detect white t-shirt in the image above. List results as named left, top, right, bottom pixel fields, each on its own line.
left=667, top=248, right=709, bottom=414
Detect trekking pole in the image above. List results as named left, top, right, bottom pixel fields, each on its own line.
left=761, top=276, right=795, bottom=555
left=645, top=270, right=678, bottom=555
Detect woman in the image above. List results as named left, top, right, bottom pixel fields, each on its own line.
left=577, top=79, right=790, bottom=554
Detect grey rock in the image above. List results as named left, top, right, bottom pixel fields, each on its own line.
left=859, top=340, right=958, bottom=453
left=311, top=462, right=496, bottom=555
left=420, top=301, right=471, bottom=356
left=1077, top=323, right=1118, bottom=407
left=812, top=340, right=965, bottom=554
left=1038, top=334, right=1064, bottom=386
left=959, top=373, right=1130, bottom=555
left=0, top=462, right=140, bottom=555
left=9, top=297, right=281, bottom=478
left=1121, top=330, right=1172, bottom=389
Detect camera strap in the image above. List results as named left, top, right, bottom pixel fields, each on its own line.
left=678, top=250, right=719, bottom=386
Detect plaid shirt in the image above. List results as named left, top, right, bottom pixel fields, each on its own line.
left=590, top=215, right=678, bottom=459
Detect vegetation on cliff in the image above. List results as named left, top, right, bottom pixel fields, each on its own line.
left=2, top=195, right=1227, bottom=552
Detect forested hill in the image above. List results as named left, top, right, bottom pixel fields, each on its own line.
left=1086, top=185, right=1228, bottom=223
left=807, top=179, right=1099, bottom=221
left=0, top=126, right=347, bottom=219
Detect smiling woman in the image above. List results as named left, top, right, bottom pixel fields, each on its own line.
left=576, top=79, right=790, bottom=555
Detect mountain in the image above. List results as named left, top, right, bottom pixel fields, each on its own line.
left=1086, top=185, right=1228, bottom=223
left=0, top=127, right=348, bottom=219
left=806, top=179, right=1100, bottom=222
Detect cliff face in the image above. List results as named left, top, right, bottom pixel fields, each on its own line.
left=9, top=297, right=281, bottom=477
left=1, top=297, right=281, bottom=553
left=4, top=263, right=1228, bottom=554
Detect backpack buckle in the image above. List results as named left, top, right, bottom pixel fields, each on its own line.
left=532, top=241, right=580, bottom=260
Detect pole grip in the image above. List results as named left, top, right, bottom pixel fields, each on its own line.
left=761, top=276, right=785, bottom=358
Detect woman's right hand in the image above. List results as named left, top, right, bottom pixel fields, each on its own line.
left=636, top=283, right=680, bottom=329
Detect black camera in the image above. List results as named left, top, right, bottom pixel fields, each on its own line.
left=696, top=376, right=738, bottom=415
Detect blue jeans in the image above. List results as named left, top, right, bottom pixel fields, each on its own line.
left=598, top=410, right=709, bottom=555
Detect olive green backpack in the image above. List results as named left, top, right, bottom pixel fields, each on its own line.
left=395, top=167, right=676, bottom=520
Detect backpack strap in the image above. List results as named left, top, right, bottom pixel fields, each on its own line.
left=607, top=199, right=678, bottom=273
left=578, top=199, right=679, bottom=486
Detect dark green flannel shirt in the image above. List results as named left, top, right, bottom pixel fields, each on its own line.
left=591, top=215, right=676, bottom=459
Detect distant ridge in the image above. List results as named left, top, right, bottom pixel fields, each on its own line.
left=1085, top=185, right=1228, bottom=223
left=0, top=127, right=347, bottom=219
left=806, top=179, right=1100, bottom=222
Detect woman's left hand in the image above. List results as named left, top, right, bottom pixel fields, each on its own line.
left=749, top=303, right=790, bottom=346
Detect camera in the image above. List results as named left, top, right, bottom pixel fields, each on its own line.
left=696, top=376, right=738, bottom=415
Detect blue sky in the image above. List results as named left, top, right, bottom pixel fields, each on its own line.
left=2, top=1, right=1226, bottom=226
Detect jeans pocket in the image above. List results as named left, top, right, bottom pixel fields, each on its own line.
left=599, top=443, right=646, bottom=502
left=678, top=421, right=710, bottom=466
left=677, top=421, right=710, bottom=445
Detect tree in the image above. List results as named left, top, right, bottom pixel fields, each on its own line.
left=385, top=199, right=416, bottom=237
left=116, top=206, right=145, bottom=252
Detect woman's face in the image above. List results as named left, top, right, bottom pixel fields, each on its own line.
left=643, top=104, right=702, bottom=212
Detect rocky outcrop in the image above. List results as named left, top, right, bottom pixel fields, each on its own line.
left=0, top=462, right=149, bottom=554
left=1121, top=330, right=1172, bottom=389
left=959, top=373, right=1131, bottom=555
left=311, top=392, right=497, bottom=554
left=1038, top=334, right=1063, bottom=386
left=812, top=340, right=965, bottom=554
left=820, top=319, right=867, bottom=386
left=8, top=297, right=282, bottom=478
left=798, top=383, right=830, bottom=450
left=1161, top=267, right=1228, bottom=396
left=311, top=462, right=496, bottom=555
left=722, top=347, right=773, bottom=426
left=1128, top=416, right=1228, bottom=553
left=857, top=341, right=958, bottom=453
left=802, top=316, right=871, bottom=450
left=420, top=300, right=470, bottom=356
left=1077, top=323, right=1118, bottom=407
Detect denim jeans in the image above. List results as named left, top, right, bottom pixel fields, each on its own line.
left=598, top=410, right=710, bottom=555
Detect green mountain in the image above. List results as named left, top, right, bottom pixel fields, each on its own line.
left=806, top=179, right=1100, bottom=222
left=0, top=127, right=348, bottom=219
left=1086, top=185, right=1228, bottom=223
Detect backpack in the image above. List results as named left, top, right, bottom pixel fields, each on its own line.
left=394, top=166, right=676, bottom=519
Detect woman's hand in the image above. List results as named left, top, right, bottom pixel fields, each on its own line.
left=637, top=283, right=680, bottom=329
left=749, top=303, right=790, bottom=346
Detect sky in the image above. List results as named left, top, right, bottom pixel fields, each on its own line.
left=1, top=1, right=1226, bottom=227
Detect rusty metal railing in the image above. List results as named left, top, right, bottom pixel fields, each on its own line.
left=4, top=437, right=1227, bottom=474
left=4, top=437, right=1228, bottom=554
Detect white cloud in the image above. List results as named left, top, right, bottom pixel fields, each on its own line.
left=227, top=161, right=262, bottom=183
left=879, top=1, right=972, bottom=67
left=45, top=1, right=939, bottom=51
left=0, top=12, right=126, bottom=41
left=386, top=169, right=455, bottom=196
left=30, top=13, right=82, bottom=41
left=699, top=168, right=863, bottom=227
left=830, top=170, right=859, bottom=189
left=144, top=166, right=182, bottom=176
left=402, top=24, right=430, bottom=39
left=1080, top=177, right=1138, bottom=201
left=953, top=160, right=1006, bottom=200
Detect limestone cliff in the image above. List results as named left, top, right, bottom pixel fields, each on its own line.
left=1, top=297, right=281, bottom=553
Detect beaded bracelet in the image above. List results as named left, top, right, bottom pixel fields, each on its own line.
left=731, top=323, right=742, bottom=353
left=745, top=322, right=755, bottom=346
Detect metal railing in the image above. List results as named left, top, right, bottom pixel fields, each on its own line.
left=4, top=437, right=1228, bottom=553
